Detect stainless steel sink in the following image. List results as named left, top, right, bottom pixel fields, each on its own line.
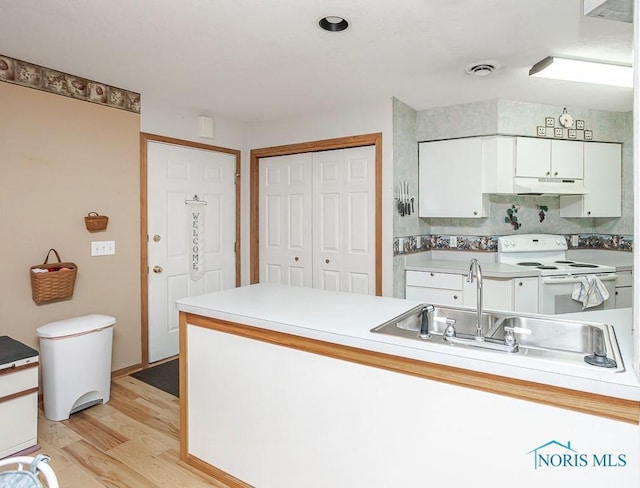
left=371, top=304, right=624, bottom=372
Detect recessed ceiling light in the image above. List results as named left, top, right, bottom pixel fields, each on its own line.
left=318, top=16, right=350, bottom=32
left=465, top=61, right=501, bottom=77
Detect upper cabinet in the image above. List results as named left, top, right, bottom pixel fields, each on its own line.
left=418, top=137, right=491, bottom=218
left=559, top=142, right=622, bottom=218
left=418, top=135, right=622, bottom=219
left=515, top=137, right=583, bottom=179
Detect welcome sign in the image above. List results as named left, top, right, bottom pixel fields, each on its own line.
left=186, top=196, right=207, bottom=281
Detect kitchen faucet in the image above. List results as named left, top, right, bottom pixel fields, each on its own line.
left=467, top=258, right=484, bottom=341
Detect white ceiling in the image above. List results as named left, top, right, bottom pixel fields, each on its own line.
left=0, top=0, right=633, bottom=122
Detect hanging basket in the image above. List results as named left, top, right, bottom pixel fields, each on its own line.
left=30, top=249, right=78, bottom=305
left=84, top=212, right=109, bottom=232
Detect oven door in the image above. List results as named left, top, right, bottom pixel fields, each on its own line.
left=539, top=273, right=617, bottom=315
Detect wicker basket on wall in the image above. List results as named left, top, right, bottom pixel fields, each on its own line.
left=84, top=212, right=108, bottom=232
left=30, top=249, right=78, bottom=304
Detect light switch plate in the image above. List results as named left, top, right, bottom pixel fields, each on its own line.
left=91, top=240, right=116, bottom=256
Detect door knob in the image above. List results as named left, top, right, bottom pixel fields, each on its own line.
left=153, top=234, right=161, bottom=242
left=153, top=265, right=163, bottom=273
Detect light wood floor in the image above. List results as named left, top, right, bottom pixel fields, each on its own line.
left=35, top=375, right=232, bottom=488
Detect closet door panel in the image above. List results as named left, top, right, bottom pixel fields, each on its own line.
left=259, top=154, right=313, bottom=287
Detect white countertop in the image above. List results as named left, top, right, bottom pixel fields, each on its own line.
left=176, top=283, right=640, bottom=401
left=404, top=249, right=633, bottom=276
left=405, top=255, right=540, bottom=277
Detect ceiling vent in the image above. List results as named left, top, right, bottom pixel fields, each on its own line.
left=465, top=61, right=500, bottom=77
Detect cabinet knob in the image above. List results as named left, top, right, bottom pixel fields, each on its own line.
left=325, top=259, right=330, bottom=264
left=294, top=256, right=299, bottom=261
left=453, top=295, right=458, bottom=300
left=518, top=281, right=523, bottom=287
left=587, top=211, right=591, bottom=215
left=553, top=171, right=558, bottom=177
left=473, top=211, right=478, bottom=216
left=430, top=272, right=434, bottom=276
left=546, top=171, right=550, bottom=176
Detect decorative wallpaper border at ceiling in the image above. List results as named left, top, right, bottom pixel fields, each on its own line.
left=0, top=54, right=140, bottom=114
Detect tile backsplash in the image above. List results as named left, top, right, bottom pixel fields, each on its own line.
left=394, top=233, right=632, bottom=256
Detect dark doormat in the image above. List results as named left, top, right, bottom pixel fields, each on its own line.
left=131, top=358, right=179, bottom=397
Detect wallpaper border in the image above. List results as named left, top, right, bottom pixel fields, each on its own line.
left=0, top=53, right=140, bottom=114
left=394, top=233, right=633, bottom=256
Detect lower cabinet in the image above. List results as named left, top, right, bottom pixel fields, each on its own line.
left=405, top=270, right=463, bottom=307
left=615, top=270, right=633, bottom=309
left=463, top=276, right=514, bottom=311
left=406, top=271, right=539, bottom=313
left=513, top=277, right=539, bottom=314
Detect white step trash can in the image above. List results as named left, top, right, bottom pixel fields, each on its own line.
left=36, top=314, right=115, bottom=421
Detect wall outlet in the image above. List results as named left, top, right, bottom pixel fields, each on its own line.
left=571, top=235, right=579, bottom=247
left=91, top=240, right=116, bottom=256
left=450, top=236, right=458, bottom=248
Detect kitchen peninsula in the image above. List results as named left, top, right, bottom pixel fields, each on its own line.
left=177, top=284, right=639, bottom=488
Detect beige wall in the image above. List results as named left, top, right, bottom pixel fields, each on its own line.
left=0, top=82, right=141, bottom=371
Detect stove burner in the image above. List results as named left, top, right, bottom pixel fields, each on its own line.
left=537, top=265, right=558, bottom=270
left=517, top=262, right=542, bottom=266
left=555, top=260, right=574, bottom=264
left=569, top=263, right=599, bottom=268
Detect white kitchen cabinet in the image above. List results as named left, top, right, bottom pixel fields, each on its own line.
left=513, top=277, right=540, bottom=313
left=515, top=137, right=583, bottom=179
left=405, top=270, right=463, bottom=306
left=418, top=138, right=491, bottom=218
left=615, top=270, right=633, bottom=308
left=406, top=270, right=540, bottom=314
left=463, top=276, right=513, bottom=311
left=559, top=142, right=622, bottom=218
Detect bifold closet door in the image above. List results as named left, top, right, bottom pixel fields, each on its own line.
left=259, top=153, right=313, bottom=287
left=312, top=146, right=375, bottom=294
left=259, top=145, right=375, bottom=294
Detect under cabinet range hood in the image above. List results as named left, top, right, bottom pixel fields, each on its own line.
left=510, top=177, right=587, bottom=195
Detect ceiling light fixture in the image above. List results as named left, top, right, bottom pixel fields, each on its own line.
left=318, top=16, right=350, bottom=32
left=529, top=56, right=633, bottom=88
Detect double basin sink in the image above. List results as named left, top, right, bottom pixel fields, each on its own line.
left=370, top=304, right=624, bottom=372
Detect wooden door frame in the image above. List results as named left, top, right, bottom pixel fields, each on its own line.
left=140, top=132, right=241, bottom=366
left=250, top=133, right=382, bottom=296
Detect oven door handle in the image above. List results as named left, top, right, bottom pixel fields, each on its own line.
left=540, top=273, right=618, bottom=284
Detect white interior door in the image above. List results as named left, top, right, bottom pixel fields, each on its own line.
left=147, top=141, right=236, bottom=363
left=312, top=146, right=376, bottom=294
left=259, top=153, right=313, bottom=287
left=258, top=145, right=375, bottom=295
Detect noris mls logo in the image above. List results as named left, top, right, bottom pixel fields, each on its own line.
left=527, top=440, right=627, bottom=470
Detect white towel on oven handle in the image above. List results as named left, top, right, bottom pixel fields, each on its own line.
left=571, top=275, right=610, bottom=310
